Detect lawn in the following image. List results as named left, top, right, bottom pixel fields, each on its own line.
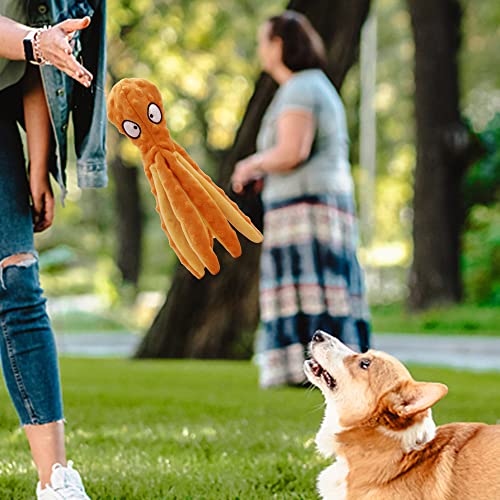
left=0, top=359, right=499, bottom=499
left=371, top=302, right=500, bottom=335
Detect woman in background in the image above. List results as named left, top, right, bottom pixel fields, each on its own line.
left=232, top=11, right=371, bottom=389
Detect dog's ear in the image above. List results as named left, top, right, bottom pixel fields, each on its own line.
left=391, top=382, right=448, bottom=417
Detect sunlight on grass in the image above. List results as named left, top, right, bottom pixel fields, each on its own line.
left=0, top=359, right=499, bottom=498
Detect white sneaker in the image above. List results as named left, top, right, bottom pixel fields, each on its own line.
left=36, top=461, right=90, bottom=500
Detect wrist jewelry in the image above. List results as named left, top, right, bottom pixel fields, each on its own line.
left=23, top=26, right=51, bottom=65
left=33, top=26, right=51, bottom=65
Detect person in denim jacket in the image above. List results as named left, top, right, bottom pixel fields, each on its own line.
left=0, top=1, right=106, bottom=498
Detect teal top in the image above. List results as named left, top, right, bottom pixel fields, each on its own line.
left=257, top=69, right=354, bottom=203
left=0, top=1, right=28, bottom=92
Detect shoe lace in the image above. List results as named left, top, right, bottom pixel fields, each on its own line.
left=49, top=461, right=89, bottom=499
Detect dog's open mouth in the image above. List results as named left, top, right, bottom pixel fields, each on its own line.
left=308, top=359, right=337, bottom=389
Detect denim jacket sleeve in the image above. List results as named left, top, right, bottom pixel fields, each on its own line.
left=29, top=0, right=108, bottom=196
left=72, top=0, right=107, bottom=189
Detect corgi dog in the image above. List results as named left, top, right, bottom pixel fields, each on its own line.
left=304, top=330, right=500, bottom=500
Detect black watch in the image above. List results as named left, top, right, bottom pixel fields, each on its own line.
left=23, top=30, right=41, bottom=65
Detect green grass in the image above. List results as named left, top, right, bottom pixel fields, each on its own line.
left=371, top=302, right=500, bottom=335
left=0, top=359, right=499, bottom=499
left=50, top=310, right=129, bottom=334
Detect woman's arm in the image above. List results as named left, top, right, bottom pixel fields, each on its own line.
left=257, top=110, right=315, bottom=172
left=0, top=16, right=31, bottom=60
left=0, top=15, right=93, bottom=87
left=23, top=65, right=54, bottom=232
left=231, top=109, right=315, bottom=192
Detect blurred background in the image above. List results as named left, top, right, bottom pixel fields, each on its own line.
left=35, top=0, right=499, bottom=354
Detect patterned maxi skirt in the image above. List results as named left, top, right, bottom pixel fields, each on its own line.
left=255, top=193, right=371, bottom=388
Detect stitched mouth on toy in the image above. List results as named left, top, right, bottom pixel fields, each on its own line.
left=308, top=359, right=337, bottom=389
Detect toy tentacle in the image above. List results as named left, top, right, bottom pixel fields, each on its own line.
left=164, top=150, right=242, bottom=259
left=150, top=165, right=205, bottom=279
left=106, top=77, right=265, bottom=278
left=158, top=213, right=205, bottom=279
left=173, top=150, right=263, bottom=244
left=154, top=153, right=220, bottom=275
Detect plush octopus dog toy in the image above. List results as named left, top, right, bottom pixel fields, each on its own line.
left=107, top=78, right=263, bottom=279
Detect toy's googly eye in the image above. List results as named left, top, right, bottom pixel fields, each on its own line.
left=147, top=103, right=162, bottom=124
left=123, top=120, right=141, bottom=138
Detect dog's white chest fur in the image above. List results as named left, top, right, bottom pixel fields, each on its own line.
left=318, top=456, right=348, bottom=500
left=315, top=406, right=342, bottom=458
left=315, top=406, right=349, bottom=500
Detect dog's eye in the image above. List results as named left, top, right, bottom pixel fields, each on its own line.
left=359, top=359, right=371, bottom=370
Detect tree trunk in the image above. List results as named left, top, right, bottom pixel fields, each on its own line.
left=407, top=0, right=476, bottom=310
left=111, top=153, right=143, bottom=287
left=136, top=0, right=371, bottom=359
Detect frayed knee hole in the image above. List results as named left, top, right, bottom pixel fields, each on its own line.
left=0, top=253, right=37, bottom=269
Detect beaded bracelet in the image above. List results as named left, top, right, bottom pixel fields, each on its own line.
left=32, top=26, right=51, bottom=65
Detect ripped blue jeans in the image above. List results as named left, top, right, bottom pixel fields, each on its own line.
left=0, top=113, right=63, bottom=426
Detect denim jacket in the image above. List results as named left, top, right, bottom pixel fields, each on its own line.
left=28, top=0, right=107, bottom=199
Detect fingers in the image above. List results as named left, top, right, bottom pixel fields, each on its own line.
left=58, top=16, right=91, bottom=35
left=232, top=181, right=244, bottom=193
left=44, top=191, right=55, bottom=228
left=57, top=56, right=93, bottom=87
left=32, top=193, right=43, bottom=228
left=231, top=163, right=259, bottom=192
left=60, top=54, right=93, bottom=87
left=49, top=42, right=93, bottom=86
left=40, top=20, right=93, bottom=87
left=33, top=192, right=55, bottom=233
left=231, top=168, right=243, bottom=192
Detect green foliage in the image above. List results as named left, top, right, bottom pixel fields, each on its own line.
left=461, top=1, right=500, bottom=132
left=107, top=0, right=284, bottom=159
left=463, top=204, right=500, bottom=305
left=371, top=302, right=500, bottom=335
left=0, top=359, right=498, bottom=498
left=350, top=0, right=499, bottom=302
left=39, top=245, right=78, bottom=273
left=462, top=114, right=500, bottom=305
left=344, top=0, right=416, bottom=252
left=464, top=113, right=500, bottom=209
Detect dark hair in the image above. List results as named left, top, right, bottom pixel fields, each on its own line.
left=267, top=11, right=327, bottom=72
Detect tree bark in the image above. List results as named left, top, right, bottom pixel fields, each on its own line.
left=407, top=0, right=476, bottom=310
left=136, top=0, right=371, bottom=359
left=111, top=153, right=143, bottom=287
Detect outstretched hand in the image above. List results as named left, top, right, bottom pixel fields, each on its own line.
left=38, top=16, right=93, bottom=87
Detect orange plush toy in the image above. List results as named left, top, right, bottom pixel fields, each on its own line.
left=107, top=78, right=263, bottom=279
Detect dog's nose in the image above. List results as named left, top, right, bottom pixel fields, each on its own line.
left=312, top=330, right=326, bottom=343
